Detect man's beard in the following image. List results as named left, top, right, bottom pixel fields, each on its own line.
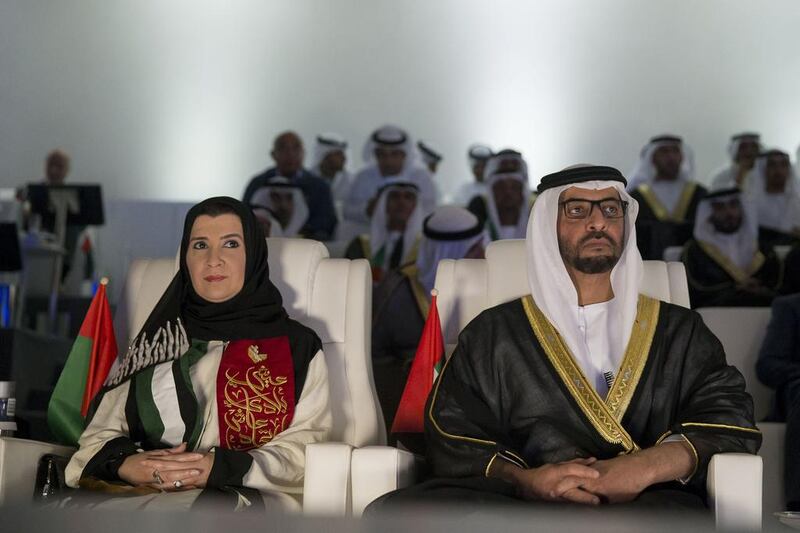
left=558, top=231, right=622, bottom=274
left=711, top=218, right=742, bottom=234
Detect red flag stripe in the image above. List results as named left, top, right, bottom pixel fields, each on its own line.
left=79, top=283, right=118, bottom=416
left=391, top=293, right=445, bottom=434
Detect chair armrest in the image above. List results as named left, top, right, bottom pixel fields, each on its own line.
left=707, top=453, right=762, bottom=532
left=351, top=445, right=418, bottom=517
left=0, top=437, right=75, bottom=506
left=302, top=442, right=353, bottom=516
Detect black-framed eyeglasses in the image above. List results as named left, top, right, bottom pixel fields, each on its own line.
left=559, top=198, right=628, bottom=220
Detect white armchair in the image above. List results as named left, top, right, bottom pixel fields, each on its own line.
left=698, top=307, right=783, bottom=516
left=0, top=238, right=385, bottom=515
left=351, top=239, right=762, bottom=530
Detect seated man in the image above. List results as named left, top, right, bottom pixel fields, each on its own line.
left=628, top=135, right=707, bottom=259
left=311, top=132, right=352, bottom=203
left=709, top=132, right=762, bottom=192
left=757, top=294, right=800, bottom=511
left=243, top=131, right=337, bottom=240
left=469, top=149, right=532, bottom=241
left=371, top=206, right=487, bottom=431
left=345, top=178, right=423, bottom=283
left=250, top=178, right=309, bottom=238
left=344, top=125, right=437, bottom=228
left=455, top=144, right=493, bottom=224
left=683, top=187, right=781, bottom=308
left=379, top=165, right=759, bottom=509
left=747, top=149, right=800, bottom=247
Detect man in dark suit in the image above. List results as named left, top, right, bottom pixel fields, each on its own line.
left=243, top=131, right=337, bottom=240
left=757, top=293, right=800, bottom=510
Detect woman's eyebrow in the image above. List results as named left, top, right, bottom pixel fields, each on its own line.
left=220, top=233, right=243, bottom=240
left=189, top=236, right=208, bottom=242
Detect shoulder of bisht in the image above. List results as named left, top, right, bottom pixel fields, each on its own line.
left=105, top=318, right=190, bottom=387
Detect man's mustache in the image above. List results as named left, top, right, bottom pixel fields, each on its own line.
left=580, top=231, right=617, bottom=247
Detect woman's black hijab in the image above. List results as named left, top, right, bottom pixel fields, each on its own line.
left=108, top=196, right=291, bottom=386
left=179, top=196, right=288, bottom=340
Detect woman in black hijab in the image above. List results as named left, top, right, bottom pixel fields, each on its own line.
left=65, top=197, right=332, bottom=511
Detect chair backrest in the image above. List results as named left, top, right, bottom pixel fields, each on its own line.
left=434, top=239, right=691, bottom=347
left=117, top=238, right=385, bottom=448
left=696, top=307, right=773, bottom=421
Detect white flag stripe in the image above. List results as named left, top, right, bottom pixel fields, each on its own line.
left=151, top=362, right=186, bottom=446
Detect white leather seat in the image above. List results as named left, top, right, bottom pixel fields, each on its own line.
left=352, top=240, right=762, bottom=530
left=697, top=307, right=784, bottom=515
left=0, top=238, right=384, bottom=515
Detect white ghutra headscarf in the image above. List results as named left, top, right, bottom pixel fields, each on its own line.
left=416, top=206, right=487, bottom=293
left=693, top=187, right=759, bottom=271
left=249, top=178, right=309, bottom=238
left=527, top=165, right=642, bottom=385
left=370, top=177, right=424, bottom=268
left=483, top=149, right=532, bottom=240
left=627, top=135, right=696, bottom=214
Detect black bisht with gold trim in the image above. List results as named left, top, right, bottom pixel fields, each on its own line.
left=424, top=294, right=760, bottom=498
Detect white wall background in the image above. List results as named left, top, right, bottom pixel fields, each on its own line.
left=1, top=0, right=800, bottom=202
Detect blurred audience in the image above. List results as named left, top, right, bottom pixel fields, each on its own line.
left=683, top=186, right=781, bottom=308
left=242, top=131, right=337, bottom=240
left=345, top=178, right=423, bottom=283
left=628, top=135, right=707, bottom=260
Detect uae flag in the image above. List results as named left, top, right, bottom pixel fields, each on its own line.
left=47, top=279, right=118, bottom=446
left=391, top=290, right=445, bottom=436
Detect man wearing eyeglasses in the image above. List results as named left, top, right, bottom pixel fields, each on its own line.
left=377, top=165, right=759, bottom=510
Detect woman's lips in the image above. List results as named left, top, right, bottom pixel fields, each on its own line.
left=204, top=275, right=227, bottom=282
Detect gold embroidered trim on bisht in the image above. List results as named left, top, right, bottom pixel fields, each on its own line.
left=401, top=264, right=431, bottom=319
left=500, top=450, right=530, bottom=469
left=484, top=453, right=500, bottom=478
left=672, top=182, right=698, bottom=222
left=696, top=241, right=765, bottom=284
left=605, top=296, right=660, bottom=419
left=358, top=235, right=371, bottom=260
left=680, top=422, right=761, bottom=434
left=427, top=350, right=497, bottom=447
left=676, top=434, right=700, bottom=483
left=636, top=185, right=670, bottom=222
left=637, top=182, right=697, bottom=222
left=522, top=295, right=660, bottom=453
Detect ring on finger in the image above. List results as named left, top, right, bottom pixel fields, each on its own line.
left=173, top=480, right=183, bottom=489
left=152, top=469, right=164, bottom=484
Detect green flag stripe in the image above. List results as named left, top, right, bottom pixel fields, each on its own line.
left=180, top=340, right=208, bottom=450
left=47, top=335, right=93, bottom=446
left=135, top=366, right=165, bottom=446
left=151, top=361, right=186, bottom=445
left=176, top=356, right=200, bottom=450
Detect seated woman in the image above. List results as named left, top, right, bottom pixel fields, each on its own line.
left=65, top=197, right=331, bottom=511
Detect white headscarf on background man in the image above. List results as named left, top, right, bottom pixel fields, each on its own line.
left=416, top=206, right=487, bottom=293
left=627, top=135, right=695, bottom=213
left=693, top=187, right=759, bottom=271
left=344, top=124, right=437, bottom=225
left=484, top=150, right=532, bottom=240
left=369, top=177, right=424, bottom=269
left=362, top=124, right=417, bottom=171
left=455, top=143, right=493, bottom=205
left=747, top=149, right=800, bottom=233
left=527, top=165, right=642, bottom=393
left=311, top=132, right=352, bottom=200
left=249, top=178, right=309, bottom=238
left=709, top=132, right=762, bottom=191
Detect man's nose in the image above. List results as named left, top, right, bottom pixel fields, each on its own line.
left=586, top=205, right=607, bottom=230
